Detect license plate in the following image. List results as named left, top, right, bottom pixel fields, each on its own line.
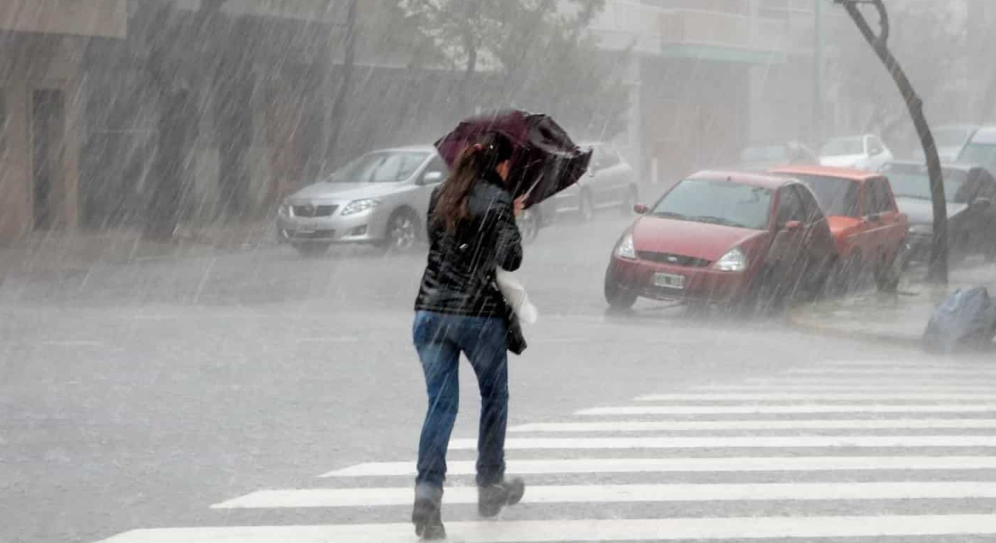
left=654, top=273, right=685, bottom=290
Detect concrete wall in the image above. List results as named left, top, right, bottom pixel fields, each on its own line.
left=0, top=0, right=126, bottom=38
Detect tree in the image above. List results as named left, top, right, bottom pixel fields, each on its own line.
left=399, top=0, right=627, bottom=140
left=830, top=2, right=963, bottom=148
left=834, top=0, right=948, bottom=284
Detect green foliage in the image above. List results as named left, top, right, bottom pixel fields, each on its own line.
left=400, top=0, right=629, bottom=140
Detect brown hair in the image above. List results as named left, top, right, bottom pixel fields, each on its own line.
left=434, top=132, right=514, bottom=232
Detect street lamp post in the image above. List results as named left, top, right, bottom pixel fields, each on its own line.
left=833, top=0, right=948, bottom=284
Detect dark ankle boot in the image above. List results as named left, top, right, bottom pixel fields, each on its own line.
left=478, top=477, right=525, bottom=518
left=412, top=485, right=446, bottom=540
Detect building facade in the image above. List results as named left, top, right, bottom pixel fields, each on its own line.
left=0, top=0, right=127, bottom=242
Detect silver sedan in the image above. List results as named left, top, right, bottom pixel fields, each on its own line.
left=276, top=146, right=447, bottom=256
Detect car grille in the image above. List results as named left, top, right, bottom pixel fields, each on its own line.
left=293, top=204, right=338, bottom=218
left=291, top=230, right=335, bottom=240
left=637, top=251, right=712, bottom=268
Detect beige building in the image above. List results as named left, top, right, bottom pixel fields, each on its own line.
left=0, top=0, right=126, bottom=242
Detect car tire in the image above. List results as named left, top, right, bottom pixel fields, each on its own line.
left=295, top=243, right=331, bottom=257
left=833, top=251, right=866, bottom=295
left=604, top=271, right=638, bottom=311
left=579, top=190, right=595, bottom=222
left=875, top=249, right=902, bottom=293
left=380, top=209, right=420, bottom=254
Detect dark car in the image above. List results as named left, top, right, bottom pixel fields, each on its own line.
left=879, top=161, right=996, bottom=263
left=604, top=171, right=837, bottom=310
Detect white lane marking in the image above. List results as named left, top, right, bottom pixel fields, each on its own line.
left=38, top=340, right=105, bottom=347
left=637, top=393, right=996, bottom=401
left=95, top=515, right=996, bottom=542
left=294, top=337, right=360, bottom=343
left=321, top=456, right=996, bottom=478
left=788, top=368, right=996, bottom=376
left=214, top=481, right=996, bottom=509
left=695, top=384, right=996, bottom=392
left=744, top=377, right=996, bottom=384
left=449, top=435, right=996, bottom=450
left=510, top=419, right=996, bottom=433
left=577, top=404, right=996, bottom=415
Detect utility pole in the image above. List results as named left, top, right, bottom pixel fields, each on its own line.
left=834, top=0, right=948, bottom=284
left=813, top=0, right=826, bottom=146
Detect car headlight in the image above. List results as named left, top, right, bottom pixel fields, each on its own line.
left=714, top=247, right=747, bottom=272
left=341, top=199, right=380, bottom=216
left=615, top=232, right=637, bottom=260
left=279, top=202, right=292, bottom=217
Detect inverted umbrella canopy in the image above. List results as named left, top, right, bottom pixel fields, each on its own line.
left=434, top=109, right=593, bottom=208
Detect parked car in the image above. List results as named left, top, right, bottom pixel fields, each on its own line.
left=603, top=171, right=837, bottom=310
left=911, top=124, right=978, bottom=163
left=772, top=166, right=908, bottom=291
left=819, top=134, right=893, bottom=171
left=956, top=126, right=996, bottom=175
left=880, top=160, right=996, bottom=263
left=734, top=141, right=819, bottom=171
left=276, top=146, right=448, bottom=256
left=540, top=143, right=639, bottom=222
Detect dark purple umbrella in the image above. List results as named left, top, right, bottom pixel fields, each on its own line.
left=434, top=109, right=593, bottom=208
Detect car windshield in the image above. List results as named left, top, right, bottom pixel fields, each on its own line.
left=880, top=164, right=969, bottom=203
left=651, top=178, right=772, bottom=230
left=326, top=151, right=430, bottom=183
left=934, top=128, right=971, bottom=148
left=790, top=174, right=861, bottom=218
left=957, top=143, right=996, bottom=171
left=820, top=137, right=864, bottom=157
left=740, top=145, right=786, bottom=161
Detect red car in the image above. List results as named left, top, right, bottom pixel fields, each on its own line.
left=604, top=171, right=838, bottom=310
left=771, top=166, right=908, bottom=290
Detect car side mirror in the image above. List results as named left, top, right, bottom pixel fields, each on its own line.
left=783, top=220, right=803, bottom=231
left=865, top=213, right=883, bottom=223
left=633, top=204, right=649, bottom=215
left=420, top=171, right=444, bottom=185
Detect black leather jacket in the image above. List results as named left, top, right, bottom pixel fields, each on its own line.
left=414, top=171, right=523, bottom=317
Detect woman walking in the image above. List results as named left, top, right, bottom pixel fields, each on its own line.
left=412, top=132, right=526, bottom=540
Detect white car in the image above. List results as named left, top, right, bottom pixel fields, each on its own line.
left=540, top=143, right=639, bottom=222
left=913, top=124, right=978, bottom=163
left=819, top=134, right=893, bottom=171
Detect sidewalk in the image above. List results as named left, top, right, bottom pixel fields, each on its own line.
left=0, top=221, right=275, bottom=280
left=788, top=261, right=996, bottom=348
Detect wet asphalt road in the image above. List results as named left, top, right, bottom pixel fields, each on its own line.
left=2, top=213, right=992, bottom=543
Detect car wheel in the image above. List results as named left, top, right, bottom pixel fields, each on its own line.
left=620, top=185, right=639, bottom=216
left=518, top=209, right=540, bottom=245
left=579, top=190, right=595, bottom=222
left=381, top=209, right=419, bottom=253
left=604, top=271, right=638, bottom=311
left=295, top=243, right=331, bottom=257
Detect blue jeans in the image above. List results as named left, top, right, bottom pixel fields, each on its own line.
left=413, top=310, right=509, bottom=492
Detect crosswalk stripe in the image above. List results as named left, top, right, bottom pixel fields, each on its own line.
left=788, top=368, right=996, bottom=375
left=96, top=515, right=996, bottom=542
left=577, top=404, right=996, bottom=415
left=321, top=456, right=996, bottom=478
left=449, top=435, right=996, bottom=450
left=213, top=481, right=996, bottom=509
left=696, top=384, right=996, bottom=392
left=743, top=377, right=996, bottom=384
left=511, top=419, right=996, bottom=432
left=636, top=393, right=996, bottom=401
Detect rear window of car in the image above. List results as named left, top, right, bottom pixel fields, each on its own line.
left=820, top=137, right=864, bottom=157
left=788, top=174, right=861, bottom=218
left=880, top=163, right=969, bottom=202
left=957, top=142, right=996, bottom=173
left=651, top=178, right=772, bottom=230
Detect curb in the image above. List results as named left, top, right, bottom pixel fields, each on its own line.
left=785, top=308, right=923, bottom=351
